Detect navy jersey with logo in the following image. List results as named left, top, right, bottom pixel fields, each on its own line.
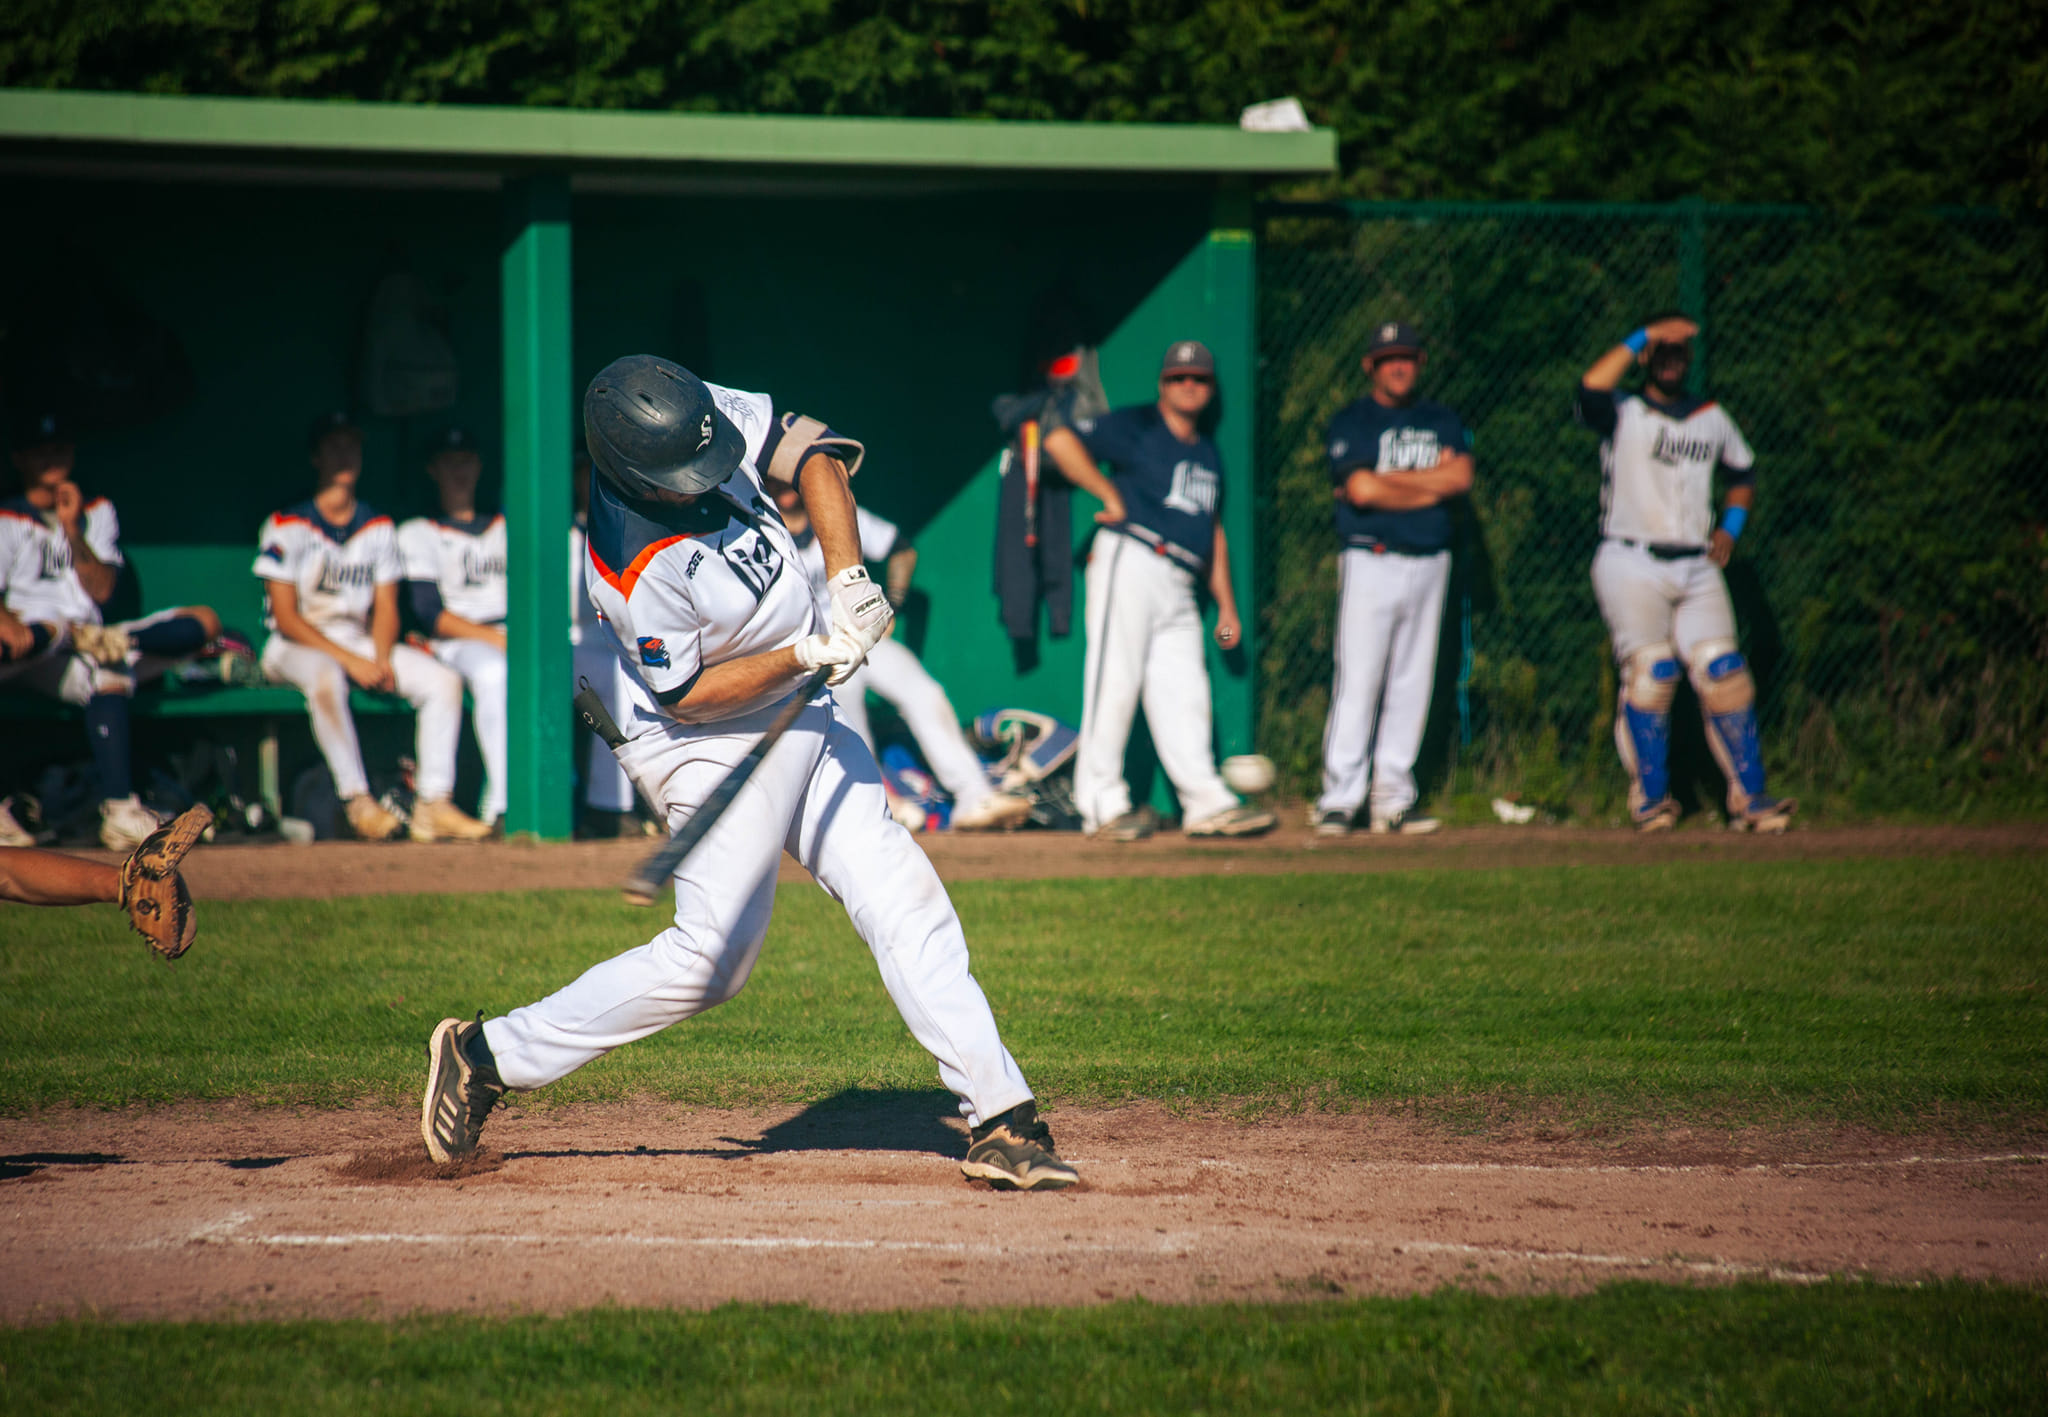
left=1076, top=404, right=1222, bottom=569
left=1325, top=398, right=1468, bottom=554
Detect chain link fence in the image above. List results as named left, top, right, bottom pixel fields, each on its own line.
left=1255, top=202, right=2048, bottom=817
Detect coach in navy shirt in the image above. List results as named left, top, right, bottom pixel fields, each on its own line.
left=1043, top=339, right=1275, bottom=842
left=1313, top=321, right=1473, bottom=837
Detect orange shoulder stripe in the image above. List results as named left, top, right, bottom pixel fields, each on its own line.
left=590, top=534, right=690, bottom=601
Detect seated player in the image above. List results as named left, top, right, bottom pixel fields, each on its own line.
left=765, top=454, right=1031, bottom=832
left=253, top=412, right=490, bottom=843
left=1, top=410, right=223, bottom=850
left=398, top=428, right=508, bottom=831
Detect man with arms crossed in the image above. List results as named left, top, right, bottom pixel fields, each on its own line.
left=1314, top=322, right=1472, bottom=836
left=254, top=413, right=489, bottom=843
left=1577, top=315, right=1795, bottom=832
left=420, top=356, right=1077, bottom=1191
left=1042, top=340, right=1274, bottom=842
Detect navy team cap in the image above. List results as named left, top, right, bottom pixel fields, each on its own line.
left=10, top=408, right=72, bottom=450
left=1365, top=321, right=1424, bottom=361
left=1160, top=339, right=1216, bottom=377
left=306, top=410, right=362, bottom=450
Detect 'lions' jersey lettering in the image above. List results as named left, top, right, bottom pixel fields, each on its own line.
left=253, top=499, right=401, bottom=634
left=1576, top=386, right=1754, bottom=546
left=583, top=382, right=823, bottom=722
left=1324, top=397, right=1468, bottom=554
left=1075, top=405, right=1224, bottom=567
left=399, top=513, right=509, bottom=626
left=0, top=493, right=122, bottom=626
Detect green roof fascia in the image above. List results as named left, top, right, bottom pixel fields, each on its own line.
left=0, top=89, right=1335, bottom=176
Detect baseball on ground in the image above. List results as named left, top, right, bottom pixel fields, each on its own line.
left=1220, top=754, right=1276, bottom=796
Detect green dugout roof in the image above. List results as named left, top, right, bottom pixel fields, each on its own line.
left=0, top=89, right=1335, bottom=181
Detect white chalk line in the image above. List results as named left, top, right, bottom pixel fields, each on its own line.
left=148, top=1213, right=1831, bottom=1282
left=145, top=1213, right=1189, bottom=1259
left=1187, top=1152, right=2048, bottom=1177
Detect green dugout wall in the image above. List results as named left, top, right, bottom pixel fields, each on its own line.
left=0, top=91, right=1331, bottom=837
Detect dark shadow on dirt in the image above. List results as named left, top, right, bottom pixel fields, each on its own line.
left=334, top=1146, right=504, bottom=1184
left=714, top=1087, right=967, bottom=1159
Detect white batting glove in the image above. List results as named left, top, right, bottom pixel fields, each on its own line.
left=828, top=565, right=894, bottom=656
left=793, top=630, right=866, bottom=687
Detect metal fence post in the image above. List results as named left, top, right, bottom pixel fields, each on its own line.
left=1680, top=195, right=1707, bottom=388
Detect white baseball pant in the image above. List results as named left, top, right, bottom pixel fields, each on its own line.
left=572, top=637, right=638, bottom=813
left=480, top=692, right=1035, bottom=1127
left=261, top=629, right=464, bottom=801
left=428, top=637, right=508, bottom=824
left=1317, top=548, right=1451, bottom=820
left=1590, top=540, right=1737, bottom=663
left=834, top=637, right=994, bottom=816
left=1074, top=529, right=1237, bottom=832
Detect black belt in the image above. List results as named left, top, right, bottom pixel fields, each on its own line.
left=1108, top=523, right=1207, bottom=573
left=1346, top=538, right=1445, bottom=558
left=1613, top=538, right=1705, bottom=561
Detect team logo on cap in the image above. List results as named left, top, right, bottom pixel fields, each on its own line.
left=1379, top=323, right=1399, bottom=342
left=637, top=636, right=670, bottom=669
left=39, top=415, right=57, bottom=436
left=698, top=413, right=714, bottom=451
left=1176, top=343, right=1197, bottom=363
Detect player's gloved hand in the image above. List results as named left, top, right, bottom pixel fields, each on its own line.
left=793, top=630, right=867, bottom=687
left=828, top=565, right=894, bottom=656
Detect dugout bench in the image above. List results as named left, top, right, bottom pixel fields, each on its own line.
left=0, top=544, right=452, bottom=817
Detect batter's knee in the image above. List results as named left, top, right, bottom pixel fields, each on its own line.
left=1622, top=642, right=1681, bottom=713
left=1689, top=637, right=1753, bottom=714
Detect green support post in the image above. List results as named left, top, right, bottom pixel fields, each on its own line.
left=1208, top=181, right=1258, bottom=757
left=501, top=175, right=574, bottom=840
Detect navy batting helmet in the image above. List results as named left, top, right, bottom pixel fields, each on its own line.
left=583, top=355, right=745, bottom=500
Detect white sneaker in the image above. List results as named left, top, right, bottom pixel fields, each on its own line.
left=1368, top=809, right=1442, bottom=836
left=950, top=790, right=1033, bottom=832
left=99, top=794, right=163, bottom=852
left=0, top=795, right=37, bottom=848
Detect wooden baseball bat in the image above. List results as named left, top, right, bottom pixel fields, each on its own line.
left=620, top=667, right=834, bottom=906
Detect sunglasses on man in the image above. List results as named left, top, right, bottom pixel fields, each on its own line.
left=1162, top=372, right=1213, bottom=386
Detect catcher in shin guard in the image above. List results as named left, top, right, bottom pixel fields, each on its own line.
left=0, top=804, right=211, bottom=959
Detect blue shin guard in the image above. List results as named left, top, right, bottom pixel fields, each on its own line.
left=1703, top=653, right=1768, bottom=800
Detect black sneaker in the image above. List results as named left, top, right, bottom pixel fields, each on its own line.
left=1099, top=809, right=1155, bottom=842
left=961, top=1101, right=1080, bottom=1191
left=421, top=1013, right=505, bottom=1163
left=1312, top=808, right=1353, bottom=837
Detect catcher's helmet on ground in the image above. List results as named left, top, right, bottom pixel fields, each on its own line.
left=583, top=355, right=745, bottom=500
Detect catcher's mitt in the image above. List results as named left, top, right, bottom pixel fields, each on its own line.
left=119, top=804, right=212, bottom=961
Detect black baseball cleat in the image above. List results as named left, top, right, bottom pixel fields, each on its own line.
left=961, top=1101, right=1080, bottom=1191
left=421, top=1013, right=506, bottom=1163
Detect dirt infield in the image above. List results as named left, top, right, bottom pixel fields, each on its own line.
left=106, top=820, right=2048, bottom=901
left=3, top=1101, right=2042, bottom=1322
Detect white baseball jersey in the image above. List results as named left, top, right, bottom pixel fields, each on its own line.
left=398, top=513, right=508, bottom=625
left=1578, top=388, right=1754, bottom=546
left=253, top=499, right=401, bottom=635
left=792, top=507, right=900, bottom=621
left=583, top=382, right=824, bottom=722
left=0, top=493, right=121, bottom=626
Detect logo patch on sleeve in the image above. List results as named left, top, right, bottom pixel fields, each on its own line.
left=637, top=636, right=670, bottom=669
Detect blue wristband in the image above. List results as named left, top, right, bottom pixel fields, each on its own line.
left=1719, top=506, right=1748, bottom=541
left=1623, top=327, right=1650, bottom=355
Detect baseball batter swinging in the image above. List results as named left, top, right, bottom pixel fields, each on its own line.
left=1577, top=315, right=1796, bottom=832
left=420, top=355, right=1078, bottom=1191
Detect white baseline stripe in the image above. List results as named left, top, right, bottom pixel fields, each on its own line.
left=1188, top=1153, right=2047, bottom=1177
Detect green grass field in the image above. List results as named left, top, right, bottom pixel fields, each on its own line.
left=3, top=1284, right=2044, bottom=1415
left=3, top=857, right=2044, bottom=1127
left=6, top=854, right=2045, bottom=1411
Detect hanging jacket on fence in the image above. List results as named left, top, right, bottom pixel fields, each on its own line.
left=990, top=348, right=1108, bottom=646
